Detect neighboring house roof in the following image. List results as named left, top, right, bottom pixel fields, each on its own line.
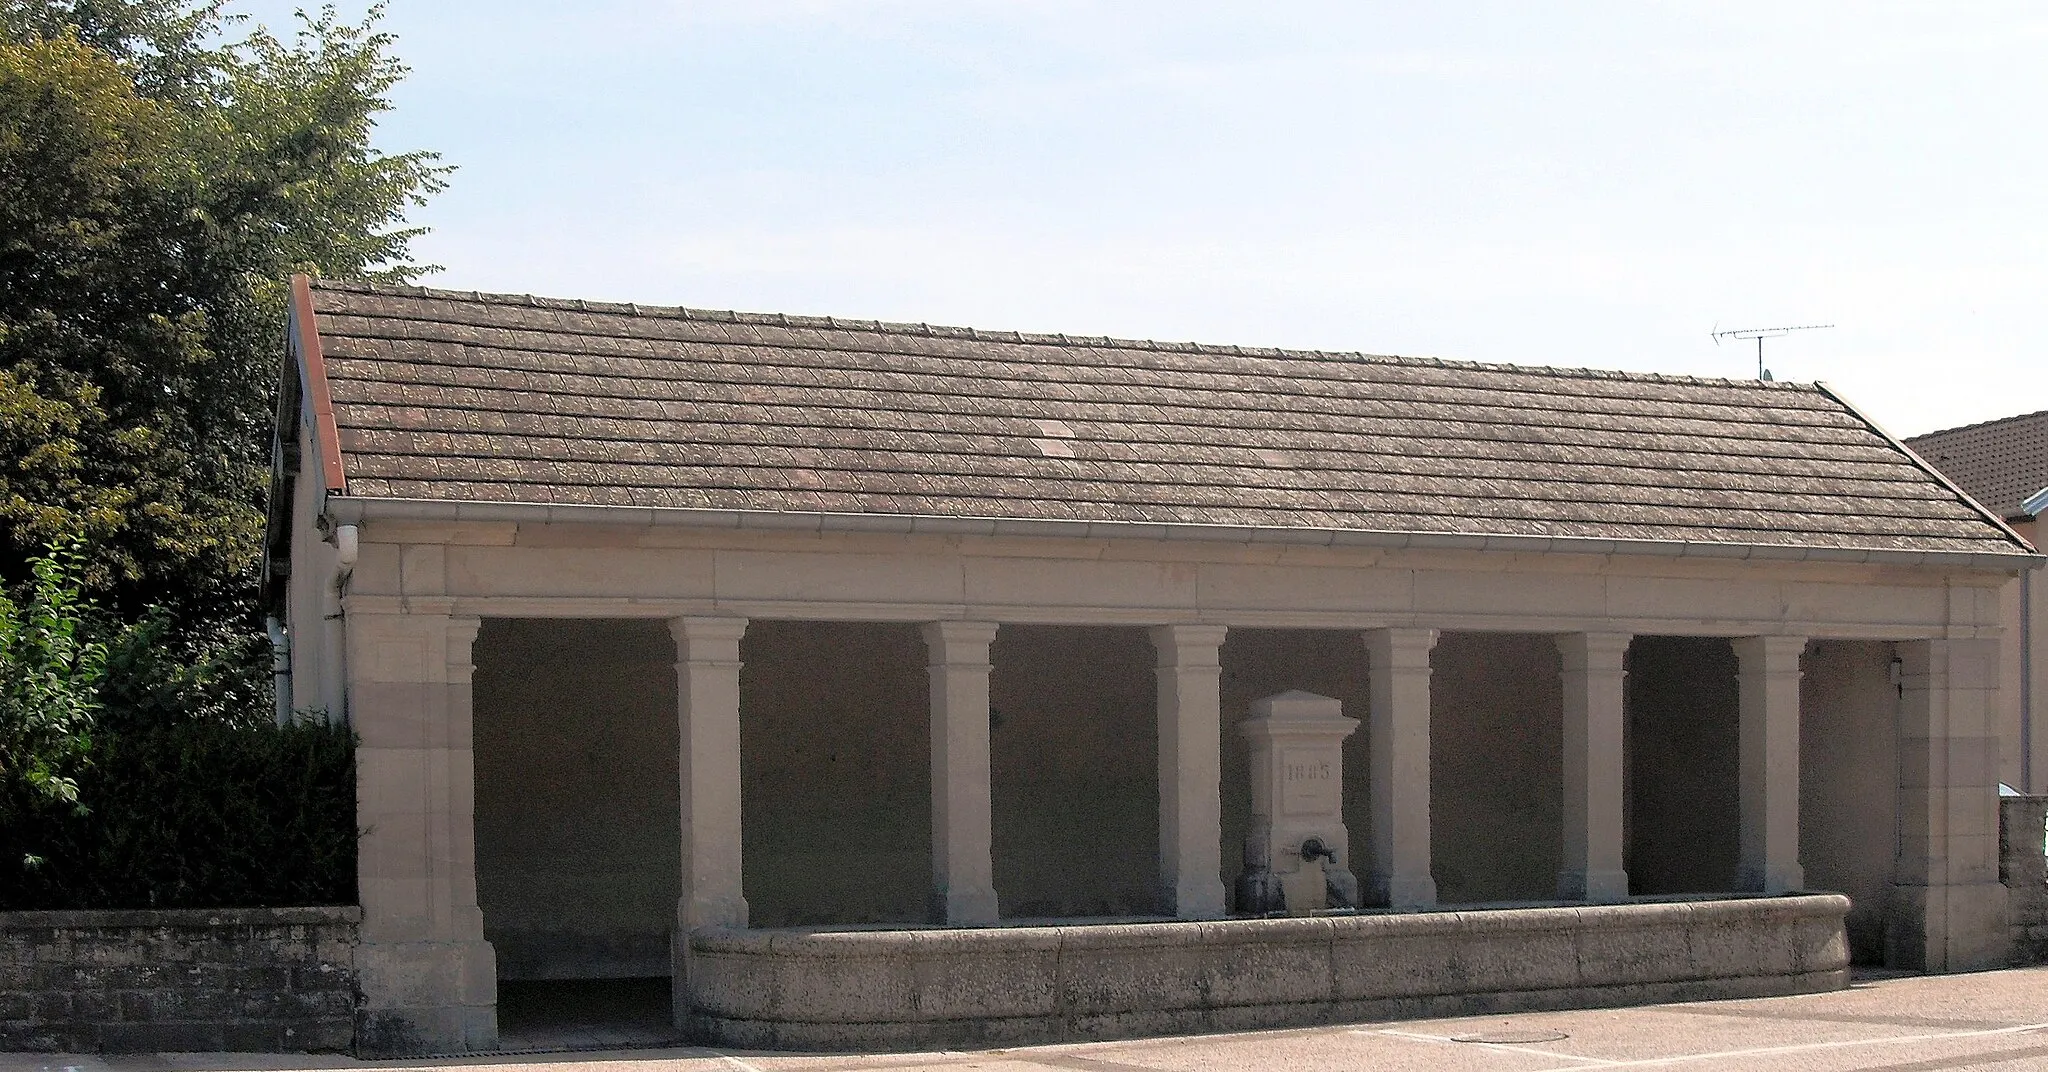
left=283, top=277, right=2034, bottom=563
left=1904, top=410, right=2048, bottom=522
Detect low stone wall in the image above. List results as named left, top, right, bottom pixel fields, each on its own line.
left=2003, top=794, right=2048, bottom=966
left=0, top=906, right=359, bottom=1053
left=687, top=894, right=1850, bottom=1049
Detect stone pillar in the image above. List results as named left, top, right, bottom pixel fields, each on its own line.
left=350, top=610, right=498, bottom=1056
left=1152, top=625, right=1229, bottom=920
left=1735, top=635, right=1807, bottom=894
left=1365, top=627, right=1439, bottom=909
left=669, top=616, right=748, bottom=1027
left=924, top=621, right=1000, bottom=925
left=1891, top=638, right=2009, bottom=971
left=1557, top=632, right=1631, bottom=902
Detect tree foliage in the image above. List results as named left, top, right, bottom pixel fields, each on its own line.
left=0, top=0, right=446, bottom=623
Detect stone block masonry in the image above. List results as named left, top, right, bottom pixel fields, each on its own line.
left=0, top=906, right=358, bottom=1053
left=2002, top=794, right=2048, bottom=966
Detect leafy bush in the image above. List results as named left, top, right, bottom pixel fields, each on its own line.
left=0, top=538, right=357, bottom=909
left=0, top=538, right=106, bottom=861
left=0, top=718, right=356, bottom=909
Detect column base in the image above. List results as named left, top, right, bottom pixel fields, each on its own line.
left=354, top=938, right=498, bottom=1057
left=1885, top=882, right=2011, bottom=972
left=1367, top=870, right=1437, bottom=910
left=1737, top=863, right=1807, bottom=895
left=1163, top=876, right=1228, bottom=920
left=931, top=886, right=999, bottom=926
left=1558, top=868, right=1630, bottom=903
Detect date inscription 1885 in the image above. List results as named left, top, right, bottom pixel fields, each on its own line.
left=1280, top=749, right=1336, bottom=815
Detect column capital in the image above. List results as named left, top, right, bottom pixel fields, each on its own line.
left=1365, top=626, right=1439, bottom=671
left=1150, top=624, right=1228, bottom=667
left=922, top=620, right=999, bottom=664
left=670, top=616, right=747, bottom=664
left=1896, top=637, right=1999, bottom=685
left=444, top=616, right=482, bottom=684
left=1732, top=635, right=1808, bottom=675
left=1556, top=631, right=1632, bottom=673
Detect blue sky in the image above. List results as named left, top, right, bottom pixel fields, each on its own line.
left=241, top=1, right=2045, bottom=436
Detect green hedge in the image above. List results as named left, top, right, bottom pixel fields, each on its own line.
left=0, top=720, right=356, bottom=909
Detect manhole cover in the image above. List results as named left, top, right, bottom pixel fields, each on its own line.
left=1449, top=1029, right=1571, bottom=1044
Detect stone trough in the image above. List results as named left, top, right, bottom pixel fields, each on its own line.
left=685, top=893, right=1850, bottom=1049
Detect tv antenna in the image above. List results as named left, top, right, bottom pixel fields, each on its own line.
left=1710, top=323, right=1832, bottom=381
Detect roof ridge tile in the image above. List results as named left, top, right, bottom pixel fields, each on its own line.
left=305, top=277, right=1847, bottom=398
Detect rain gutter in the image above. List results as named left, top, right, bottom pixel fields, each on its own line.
left=324, top=495, right=2042, bottom=573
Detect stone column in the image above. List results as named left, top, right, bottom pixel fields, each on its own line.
left=350, top=609, right=498, bottom=1056
left=1152, top=624, right=1229, bottom=919
left=924, top=621, right=1001, bottom=925
left=1735, top=635, right=1806, bottom=894
left=1891, top=638, right=2009, bottom=971
left=1557, top=632, right=1631, bottom=902
left=1365, top=627, right=1439, bottom=909
left=669, top=617, right=748, bottom=1027
left=671, top=617, right=750, bottom=929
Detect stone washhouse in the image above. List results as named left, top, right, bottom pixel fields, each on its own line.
left=261, top=276, right=2041, bottom=1056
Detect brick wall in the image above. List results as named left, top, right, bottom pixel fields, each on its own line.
left=0, top=905, right=359, bottom=1052
left=2002, top=794, right=2048, bottom=967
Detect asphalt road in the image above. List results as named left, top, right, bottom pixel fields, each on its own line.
left=9, top=966, right=2048, bottom=1072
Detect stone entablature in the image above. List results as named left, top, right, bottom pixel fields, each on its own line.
left=684, top=894, right=1851, bottom=1049
left=334, top=520, right=2011, bottom=641
left=0, top=906, right=358, bottom=1053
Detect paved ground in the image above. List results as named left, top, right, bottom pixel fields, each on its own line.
left=8, top=967, right=2048, bottom=1072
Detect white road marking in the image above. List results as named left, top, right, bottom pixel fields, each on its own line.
left=1515, top=1020, right=2048, bottom=1071
left=1364, top=1028, right=1624, bottom=1066
left=717, top=1053, right=771, bottom=1072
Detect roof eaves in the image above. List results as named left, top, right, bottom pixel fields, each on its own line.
left=320, top=497, right=2044, bottom=573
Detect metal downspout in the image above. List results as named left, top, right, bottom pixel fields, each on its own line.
left=327, top=524, right=359, bottom=726
left=265, top=616, right=291, bottom=725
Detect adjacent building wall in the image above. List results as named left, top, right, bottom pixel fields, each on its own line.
left=285, top=417, right=341, bottom=721
left=2001, top=793, right=2048, bottom=965
left=473, top=619, right=679, bottom=980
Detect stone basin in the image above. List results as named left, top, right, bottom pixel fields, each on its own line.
left=685, top=892, right=1851, bottom=1049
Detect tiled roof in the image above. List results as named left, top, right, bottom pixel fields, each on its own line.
left=1905, top=411, right=2048, bottom=521
left=298, top=279, right=2030, bottom=558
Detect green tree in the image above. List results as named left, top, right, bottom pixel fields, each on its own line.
left=0, top=1, right=444, bottom=718
left=0, top=1, right=444, bottom=609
